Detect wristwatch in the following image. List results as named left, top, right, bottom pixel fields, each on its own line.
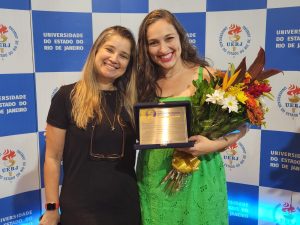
left=45, top=203, right=59, bottom=210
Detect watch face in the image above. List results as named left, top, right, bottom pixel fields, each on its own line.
left=46, top=203, right=58, bottom=210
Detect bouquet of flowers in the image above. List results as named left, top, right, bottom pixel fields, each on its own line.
left=161, top=48, right=282, bottom=193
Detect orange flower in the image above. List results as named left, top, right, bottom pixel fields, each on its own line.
left=245, top=95, right=264, bottom=125
left=243, top=72, right=252, bottom=84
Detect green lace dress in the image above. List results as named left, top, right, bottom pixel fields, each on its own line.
left=136, top=67, right=229, bottom=225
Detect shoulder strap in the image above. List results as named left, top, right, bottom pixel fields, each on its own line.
left=198, top=67, right=203, bottom=81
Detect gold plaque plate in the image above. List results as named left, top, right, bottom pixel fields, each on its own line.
left=134, top=101, right=193, bottom=150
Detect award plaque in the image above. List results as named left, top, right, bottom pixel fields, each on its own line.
left=134, top=101, right=194, bottom=150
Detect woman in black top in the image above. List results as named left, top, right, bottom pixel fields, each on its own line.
left=40, top=26, right=140, bottom=225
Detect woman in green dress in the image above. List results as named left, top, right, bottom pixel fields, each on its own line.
left=136, top=9, right=248, bottom=225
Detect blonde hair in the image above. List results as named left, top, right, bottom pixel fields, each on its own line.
left=71, top=26, right=137, bottom=129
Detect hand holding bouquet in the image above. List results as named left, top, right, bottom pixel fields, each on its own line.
left=161, top=48, right=282, bottom=193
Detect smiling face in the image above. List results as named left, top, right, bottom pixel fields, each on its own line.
left=146, top=19, right=182, bottom=73
left=94, top=34, right=131, bottom=87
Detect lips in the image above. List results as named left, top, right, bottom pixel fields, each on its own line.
left=159, top=52, right=173, bottom=63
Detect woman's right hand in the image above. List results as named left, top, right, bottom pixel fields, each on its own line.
left=176, top=123, right=250, bottom=157
left=39, top=210, right=60, bottom=225
left=176, top=135, right=215, bottom=157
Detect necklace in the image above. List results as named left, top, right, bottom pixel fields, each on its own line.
left=102, top=91, right=118, bottom=131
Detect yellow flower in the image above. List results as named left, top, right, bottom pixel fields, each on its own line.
left=227, top=85, right=248, bottom=104
left=236, top=92, right=248, bottom=104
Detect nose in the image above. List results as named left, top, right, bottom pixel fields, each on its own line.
left=109, top=53, right=119, bottom=63
left=158, top=42, right=169, bottom=53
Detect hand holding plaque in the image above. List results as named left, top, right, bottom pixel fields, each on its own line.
left=134, top=101, right=194, bottom=150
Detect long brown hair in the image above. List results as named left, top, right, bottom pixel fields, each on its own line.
left=71, top=26, right=137, bottom=129
left=137, top=9, right=209, bottom=102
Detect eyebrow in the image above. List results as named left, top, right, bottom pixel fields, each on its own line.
left=147, top=33, right=176, bottom=41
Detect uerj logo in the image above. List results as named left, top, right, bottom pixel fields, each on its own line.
left=277, top=84, right=300, bottom=119
left=219, top=24, right=251, bottom=57
left=0, top=24, right=19, bottom=60
left=223, top=142, right=247, bottom=169
left=0, top=149, right=26, bottom=182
